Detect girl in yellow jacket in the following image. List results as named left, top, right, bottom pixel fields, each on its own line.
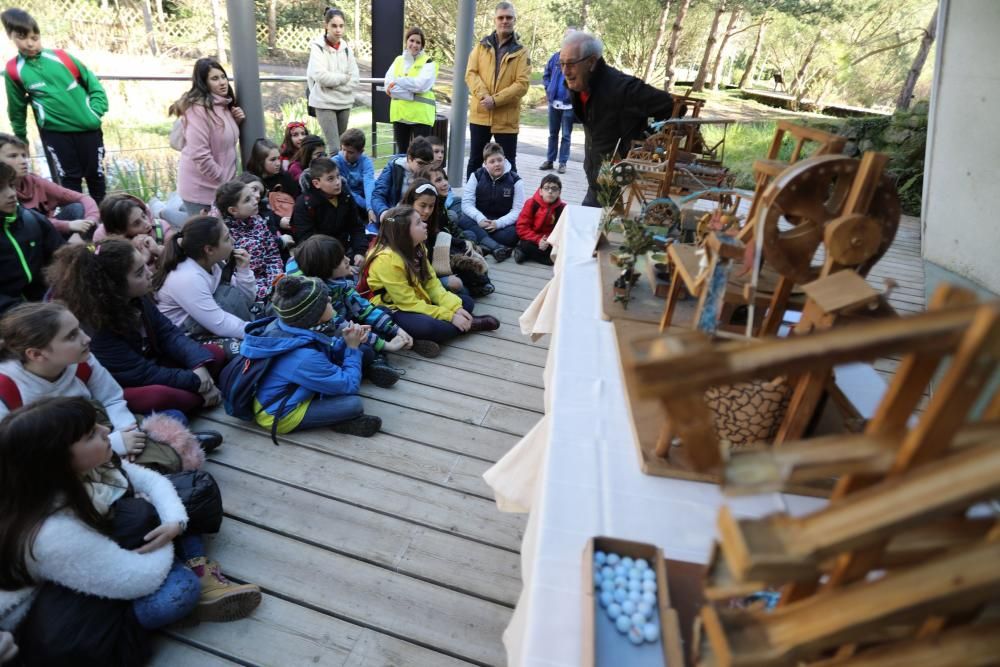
left=361, top=205, right=499, bottom=349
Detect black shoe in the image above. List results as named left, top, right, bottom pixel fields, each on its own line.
left=366, top=359, right=402, bottom=388
left=410, top=339, right=441, bottom=358
left=539, top=160, right=554, bottom=170
left=493, top=246, right=512, bottom=263
left=469, top=281, right=495, bottom=298
left=331, top=414, right=382, bottom=437
left=193, top=430, right=223, bottom=454
left=513, top=247, right=525, bottom=264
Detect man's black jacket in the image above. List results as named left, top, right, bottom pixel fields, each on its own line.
left=570, top=59, right=674, bottom=190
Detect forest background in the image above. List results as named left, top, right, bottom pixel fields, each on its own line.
left=1, top=0, right=939, bottom=211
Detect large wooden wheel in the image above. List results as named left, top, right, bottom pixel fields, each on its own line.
left=757, top=154, right=900, bottom=284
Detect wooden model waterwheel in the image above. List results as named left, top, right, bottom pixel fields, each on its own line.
left=757, top=154, right=901, bottom=284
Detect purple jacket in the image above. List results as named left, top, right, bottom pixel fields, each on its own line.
left=176, top=95, right=239, bottom=206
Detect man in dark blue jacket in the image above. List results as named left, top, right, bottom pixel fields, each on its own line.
left=540, top=28, right=576, bottom=174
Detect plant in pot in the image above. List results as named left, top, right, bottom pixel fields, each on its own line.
left=612, top=216, right=655, bottom=309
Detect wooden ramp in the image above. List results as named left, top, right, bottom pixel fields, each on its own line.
left=151, top=259, right=555, bottom=667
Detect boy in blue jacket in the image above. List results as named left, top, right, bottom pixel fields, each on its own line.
left=369, top=136, right=433, bottom=234
left=240, top=275, right=382, bottom=437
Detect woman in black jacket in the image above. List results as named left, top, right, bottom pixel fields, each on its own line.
left=46, top=239, right=225, bottom=415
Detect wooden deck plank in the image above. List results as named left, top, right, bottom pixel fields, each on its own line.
left=394, top=345, right=545, bottom=390
left=479, top=321, right=550, bottom=349
left=150, top=638, right=239, bottom=666
left=380, top=355, right=545, bottom=413
left=476, top=290, right=536, bottom=312
left=208, top=465, right=521, bottom=605
left=446, top=333, right=548, bottom=367
left=362, top=399, right=519, bottom=462
left=489, top=278, right=546, bottom=300
left=207, top=521, right=511, bottom=666
left=199, top=412, right=495, bottom=499
left=201, top=427, right=525, bottom=551
left=481, top=402, right=544, bottom=435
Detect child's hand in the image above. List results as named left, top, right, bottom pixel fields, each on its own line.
left=231, top=106, right=246, bottom=123
left=194, top=367, right=214, bottom=393
left=232, top=248, right=251, bottom=269
left=368, top=210, right=378, bottom=223
left=451, top=308, right=473, bottom=332
left=539, top=236, right=550, bottom=251
left=122, top=428, right=147, bottom=460
left=68, top=219, right=96, bottom=234
left=395, top=328, right=414, bottom=347
left=280, top=216, right=292, bottom=230
left=281, top=234, right=295, bottom=247
left=479, top=219, right=497, bottom=232
left=136, top=521, right=184, bottom=554
left=201, top=385, right=222, bottom=408
left=384, top=334, right=408, bottom=352
left=342, top=322, right=365, bottom=349
left=446, top=275, right=463, bottom=292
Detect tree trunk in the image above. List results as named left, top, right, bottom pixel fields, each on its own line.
left=896, top=5, right=938, bottom=110
left=581, top=0, right=591, bottom=31
left=140, top=0, right=158, bottom=55
left=738, top=15, right=766, bottom=88
left=267, top=0, right=278, bottom=50
left=708, top=9, right=740, bottom=89
left=642, top=0, right=673, bottom=83
left=789, top=30, right=822, bottom=96
left=354, top=0, right=360, bottom=46
left=691, top=0, right=726, bottom=92
left=664, top=0, right=691, bottom=89
left=211, top=0, right=227, bottom=63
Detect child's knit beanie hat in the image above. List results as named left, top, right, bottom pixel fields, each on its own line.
left=272, top=275, right=329, bottom=329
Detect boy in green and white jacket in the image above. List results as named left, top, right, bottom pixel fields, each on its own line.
left=2, top=8, right=109, bottom=202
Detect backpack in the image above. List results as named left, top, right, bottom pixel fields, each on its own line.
left=217, top=336, right=321, bottom=445
left=5, top=49, right=81, bottom=89
left=0, top=362, right=92, bottom=410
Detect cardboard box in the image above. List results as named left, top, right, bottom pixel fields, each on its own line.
left=583, top=536, right=686, bottom=667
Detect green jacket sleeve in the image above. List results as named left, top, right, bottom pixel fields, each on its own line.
left=5, top=74, right=29, bottom=141
left=72, top=54, right=108, bottom=117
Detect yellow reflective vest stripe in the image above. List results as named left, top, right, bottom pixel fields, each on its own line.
left=389, top=55, right=437, bottom=126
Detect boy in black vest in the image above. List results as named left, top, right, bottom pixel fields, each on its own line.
left=458, top=142, right=525, bottom=262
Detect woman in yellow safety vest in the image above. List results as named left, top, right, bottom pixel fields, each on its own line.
left=384, top=27, right=438, bottom=155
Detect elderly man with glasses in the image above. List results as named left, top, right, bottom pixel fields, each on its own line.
left=560, top=31, right=676, bottom=206
left=464, top=1, right=530, bottom=178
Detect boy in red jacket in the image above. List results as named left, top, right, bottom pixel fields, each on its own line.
left=513, top=174, right=565, bottom=265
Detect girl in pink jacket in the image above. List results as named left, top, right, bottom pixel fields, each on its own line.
left=170, top=58, right=245, bottom=216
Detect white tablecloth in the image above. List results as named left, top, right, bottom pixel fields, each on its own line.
left=484, top=205, right=824, bottom=667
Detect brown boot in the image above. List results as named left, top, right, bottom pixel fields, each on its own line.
left=186, top=557, right=262, bottom=622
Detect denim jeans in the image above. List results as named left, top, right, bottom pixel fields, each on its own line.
left=467, top=123, right=518, bottom=177
left=295, top=394, right=365, bottom=430
left=54, top=201, right=85, bottom=222
left=458, top=214, right=519, bottom=251
left=546, top=106, right=573, bottom=165
left=130, top=534, right=206, bottom=629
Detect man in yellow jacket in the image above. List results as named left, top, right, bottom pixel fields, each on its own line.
left=464, top=1, right=530, bottom=178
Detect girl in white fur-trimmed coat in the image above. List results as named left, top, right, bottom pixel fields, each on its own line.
left=0, top=398, right=260, bottom=665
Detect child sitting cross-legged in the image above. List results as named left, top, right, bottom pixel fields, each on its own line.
left=459, top=141, right=525, bottom=262
left=359, top=205, right=499, bottom=345
left=240, top=274, right=382, bottom=437
left=286, top=233, right=415, bottom=380
left=514, top=173, right=565, bottom=266
left=0, top=397, right=260, bottom=665
left=215, top=180, right=290, bottom=301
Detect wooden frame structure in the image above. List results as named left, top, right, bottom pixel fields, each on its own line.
left=682, top=288, right=1000, bottom=666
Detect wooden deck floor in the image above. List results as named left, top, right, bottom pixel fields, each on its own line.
left=147, top=154, right=928, bottom=666
left=152, top=258, right=555, bottom=667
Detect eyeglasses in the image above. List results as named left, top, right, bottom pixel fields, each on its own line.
left=496, top=15, right=516, bottom=21
left=558, top=56, right=590, bottom=69
left=541, top=185, right=561, bottom=193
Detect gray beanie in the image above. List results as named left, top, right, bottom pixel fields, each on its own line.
left=272, top=275, right=329, bottom=330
